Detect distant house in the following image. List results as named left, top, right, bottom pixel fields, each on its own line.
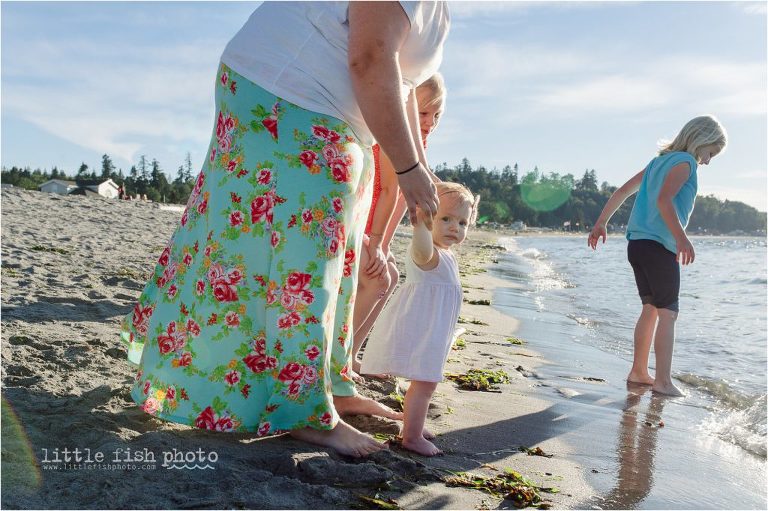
left=39, top=179, right=78, bottom=195
left=510, top=220, right=527, bottom=231
left=71, top=178, right=120, bottom=199
left=40, top=178, right=120, bottom=199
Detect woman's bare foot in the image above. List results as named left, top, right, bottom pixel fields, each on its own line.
left=627, top=371, right=655, bottom=385
left=652, top=381, right=684, bottom=397
left=289, top=420, right=386, bottom=457
left=401, top=435, right=442, bottom=456
left=334, top=394, right=404, bottom=420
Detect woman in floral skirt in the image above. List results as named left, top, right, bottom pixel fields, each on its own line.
left=121, top=2, right=450, bottom=457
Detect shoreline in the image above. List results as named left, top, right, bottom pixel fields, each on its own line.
left=2, top=188, right=594, bottom=509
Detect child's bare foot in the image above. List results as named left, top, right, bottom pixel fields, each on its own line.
left=652, top=381, right=684, bottom=397
left=401, top=435, right=442, bottom=456
left=349, top=367, right=366, bottom=384
left=627, top=371, right=654, bottom=385
left=289, top=420, right=386, bottom=457
left=334, top=394, right=404, bottom=420
left=422, top=427, right=436, bottom=440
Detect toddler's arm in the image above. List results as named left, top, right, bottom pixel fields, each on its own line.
left=588, top=168, right=644, bottom=249
left=411, top=208, right=437, bottom=268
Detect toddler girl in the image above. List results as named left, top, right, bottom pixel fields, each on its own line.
left=361, top=182, right=479, bottom=455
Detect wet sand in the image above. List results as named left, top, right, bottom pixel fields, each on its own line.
left=2, top=188, right=594, bottom=509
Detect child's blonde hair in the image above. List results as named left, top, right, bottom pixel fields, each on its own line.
left=436, top=181, right=480, bottom=226
left=416, top=72, right=446, bottom=107
left=658, top=115, right=728, bottom=157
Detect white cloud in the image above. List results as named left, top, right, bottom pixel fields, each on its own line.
left=737, top=1, right=768, bottom=15
left=533, top=75, right=671, bottom=112
left=2, top=36, right=220, bottom=164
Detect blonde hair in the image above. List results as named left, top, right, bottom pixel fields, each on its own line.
left=436, top=181, right=480, bottom=226
left=658, top=115, right=728, bottom=157
left=416, top=72, right=446, bottom=108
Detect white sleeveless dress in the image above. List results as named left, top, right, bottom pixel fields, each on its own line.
left=360, top=244, right=462, bottom=382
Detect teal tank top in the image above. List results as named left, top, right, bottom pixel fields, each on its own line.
left=626, top=151, right=698, bottom=254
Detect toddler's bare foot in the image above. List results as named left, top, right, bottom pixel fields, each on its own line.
left=349, top=368, right=366, bottom=384
left=652, top=381, right=684, bottom=397
left=422, top=427, right=436, bottom=440
left=627, top=371, right=654, bottom=385
left=401, top=435, right=442, bottom=456
left=289, top=420, right=386, bottom=457
left=334, top=394, right=404, bottom=420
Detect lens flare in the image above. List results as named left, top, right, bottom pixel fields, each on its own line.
left=520, top=181, right=571, bottom=212
left=1, top=396, right=42, bottom=491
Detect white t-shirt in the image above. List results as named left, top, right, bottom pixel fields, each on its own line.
left=220, top=1, right=450, bottom=146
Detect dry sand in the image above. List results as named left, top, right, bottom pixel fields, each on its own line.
left=1, top=188, right=594, bottom=509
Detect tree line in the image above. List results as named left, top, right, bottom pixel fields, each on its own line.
left=1, top=153, right=196, bottom=204
left=2, top=154, right=765, bottom=234
left=435, top=158, right=766, bottom=234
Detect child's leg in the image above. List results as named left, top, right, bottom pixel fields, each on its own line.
left=652, top=308, right=683, bottom=396
left=401, top=380, right=441, bottom=456
left=355, top=255, right=400, bottom=354
left=627, top=304, right=658, bottom=385
left=351, top=250, right=392, bottom=376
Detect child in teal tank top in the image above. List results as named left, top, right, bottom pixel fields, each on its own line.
left=587, top=115, right=728, bottom=397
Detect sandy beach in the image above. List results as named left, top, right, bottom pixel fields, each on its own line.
left=1, top=188, right=598, bottom=509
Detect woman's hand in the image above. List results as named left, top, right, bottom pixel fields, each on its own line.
left=398, top=163, right=437, bottom=229
left=588, top=223, right=607, bottom=250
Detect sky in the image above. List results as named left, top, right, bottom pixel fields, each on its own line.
left=2, top=0, right=766, bottom=210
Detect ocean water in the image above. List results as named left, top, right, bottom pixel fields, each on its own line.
left=489, top=234, right=767, bottom=508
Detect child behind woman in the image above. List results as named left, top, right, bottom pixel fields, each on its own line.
left=361, top=182, right=479, bottom=455
left=351, top=73, right=447, bottom=381
left=588, top=115, right=728, bottom=396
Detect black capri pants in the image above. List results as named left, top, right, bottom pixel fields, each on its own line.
left=627, top=239, right=680, bottom=312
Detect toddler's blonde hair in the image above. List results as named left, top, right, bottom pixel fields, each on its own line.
left=658, top=115, right=728, bottom=157
left=436, top=181, right=480, bottom=226
left=416, top=72, right=446, bottom=108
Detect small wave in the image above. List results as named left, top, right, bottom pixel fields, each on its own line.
left=676, top=373, right=756, bottom=409
left=521, top=248, right=548, bottom=260
left=746, top=277, right=767, bottom=285
left=567, top=313, right=595, bottom=327
left=699, top=395, right=767, bottom=458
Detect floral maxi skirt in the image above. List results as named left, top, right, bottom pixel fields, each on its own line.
left=121, top=63, right=373, bottom=435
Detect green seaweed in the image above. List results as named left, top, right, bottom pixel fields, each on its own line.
left=388, top=390, right=405, bottom=411
left=466, top=299, right=491, bottom=305
left=453, top=338, right=466, bottom=350
left=520, top=446, right=554, bottom=458
left=445, top=369, right=510, bottom=391
left=356, top=495, right=400, bottom=510
left=507, top=337, right=525, bottom=345
left=444, top=469, right=558, bottom=508
left=458, top=316, right=489, bottom=326
left=30, top=245, right=69, bottom=255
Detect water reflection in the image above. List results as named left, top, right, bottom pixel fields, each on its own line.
left=603, top=384, right=667, bottom=509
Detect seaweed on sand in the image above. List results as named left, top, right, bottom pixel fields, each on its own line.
left=458, top=316, right=489, bottom=326
left=452, top=338, right=467, bottom=350
left=444, top=469, right=558, bottom=508
left=466, top=299, right=491, bottom=305
left=445, top=369, right=510, bottom=391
